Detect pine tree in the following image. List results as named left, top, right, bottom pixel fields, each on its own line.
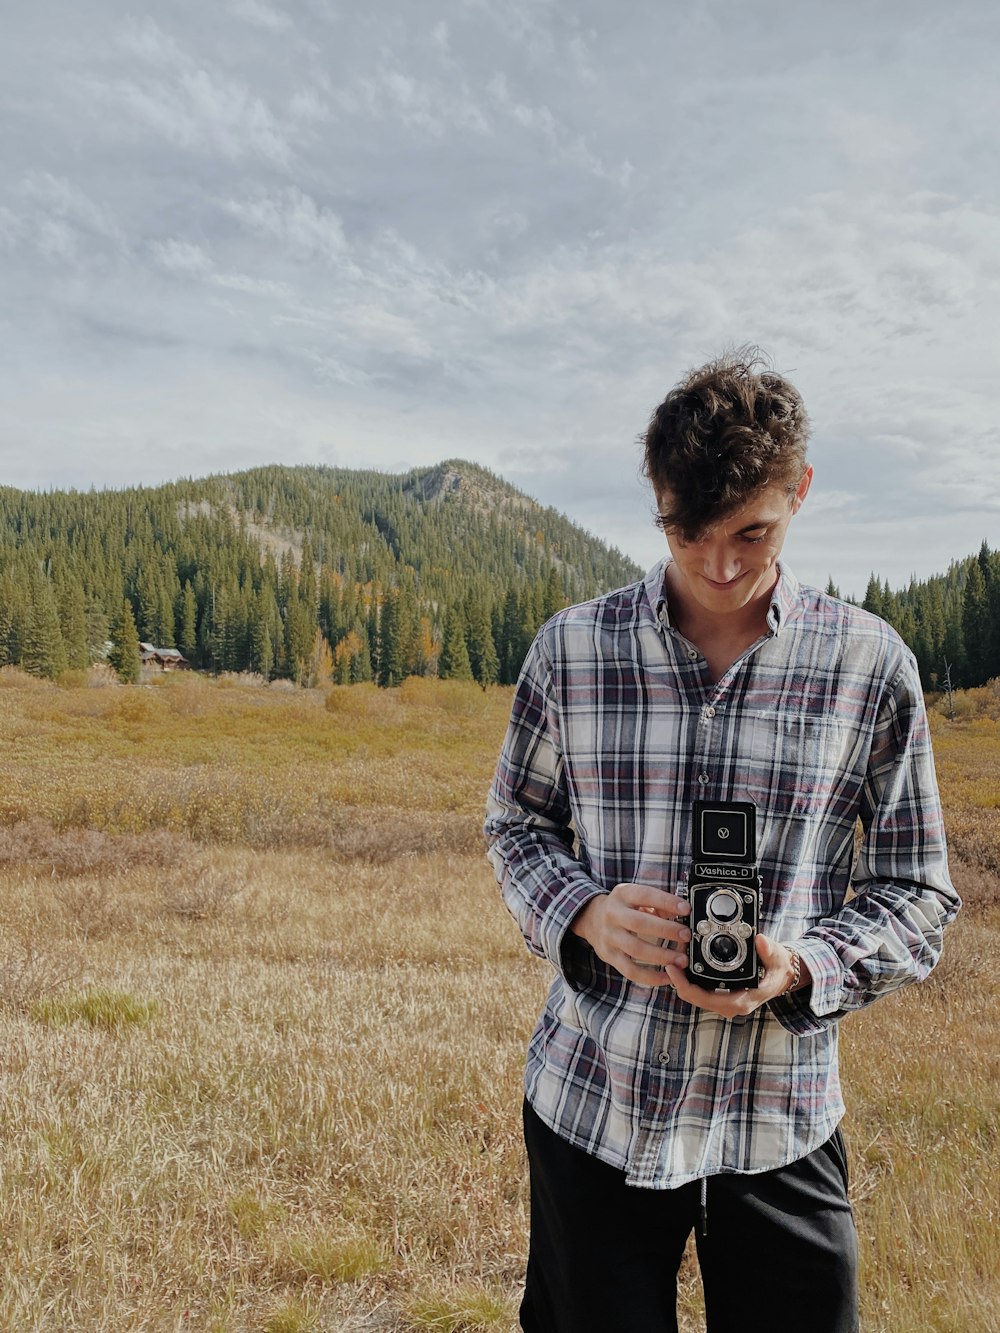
left=979, top=543, right=1000, bottom=681
left=22, top=573, right=67, bottom=680
left=249, top=596, right=274, bottom=681
left=862, top=575, right=884, bottom=619
left=962, top=560, right=989, bottom=686
left=56, top=577, right=89, bottom=670
left=108, top=600, right=141, bottom=684
left=84, top=597, right=110, bottom=663
left=467, top=594, right=499, bottom=687
left=542, top=565, right=565, bottom=621
left=351, top=623, right=374, bottom=682
left=377, top=589, right=400, bottom=687
left=178, top=581, right=198, bottom=661
left=0, top=574, right=19, bottom=666
left=439, top=607, right=473, bottom=680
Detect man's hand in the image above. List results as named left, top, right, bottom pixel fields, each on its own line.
left=570, top=883, right=691, bottom=987
left=662, top=933, right=808, bottom=1017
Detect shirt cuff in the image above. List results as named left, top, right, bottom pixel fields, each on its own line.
left=768, top=937, right=844, bottom=1036
left=542, top=879, right=606, bottom=991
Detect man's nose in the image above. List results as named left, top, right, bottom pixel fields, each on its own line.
left=703, top=544, right=741, bottom=582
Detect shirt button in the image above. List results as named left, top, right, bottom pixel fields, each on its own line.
left=687, top=648, right=699, bottom=661
left=658, top=607, right=667, bottom=624
left=703, top=706, right=716, bottom=719
left=698, top=773, right=709, bottom=785
left=657, top=1051, right=671, bottom=1065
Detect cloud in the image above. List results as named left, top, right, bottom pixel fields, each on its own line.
left=2, top=0, right=998, bottom=601
left=332, top=58, right=492, bottom=138
left=229, top=0, right=292, bottom=32
left=3, top=173, right=127, bottom=268
left=116, top=16, right=186, bottom=68
left=89, top=20, right=294, bottom=166
left=486, top=70, right=628, bottom=183
left=222, top=188, right=354, bottom=266
left=340, top=305, right=433, bottom=360
left=151, top=238, right=213, bottom=276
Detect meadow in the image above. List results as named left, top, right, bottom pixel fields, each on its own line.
left=0, top=668, right=996, bottom=1332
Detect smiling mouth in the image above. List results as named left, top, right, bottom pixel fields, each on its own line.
left=702, top=573, right=746, bottom=590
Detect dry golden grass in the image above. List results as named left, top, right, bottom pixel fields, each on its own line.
left=0, top=673, right=996, bottom=1331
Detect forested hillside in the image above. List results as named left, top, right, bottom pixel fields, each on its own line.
left=2, top=459, right=996, bottom=690
left=0, top=461, right=641, bottom=687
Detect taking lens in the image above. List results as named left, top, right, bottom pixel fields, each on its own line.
left=707, top=934, right=740, bottom=964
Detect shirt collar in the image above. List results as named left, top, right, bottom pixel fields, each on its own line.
left=643, top=559, right=801, bottom=637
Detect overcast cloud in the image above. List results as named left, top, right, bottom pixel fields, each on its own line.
left=2, top=0, right=998, bottom=595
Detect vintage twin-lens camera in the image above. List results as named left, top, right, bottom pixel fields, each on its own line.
left=687, top=800, right=763, bottom=991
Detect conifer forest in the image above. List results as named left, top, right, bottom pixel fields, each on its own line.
left=1, top=459, right=997, bottom=692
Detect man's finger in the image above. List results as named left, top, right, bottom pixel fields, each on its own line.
left=612, top=882, right=690, bottom=918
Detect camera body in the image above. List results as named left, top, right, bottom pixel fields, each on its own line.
left=687, top=799, right=763, bottom=991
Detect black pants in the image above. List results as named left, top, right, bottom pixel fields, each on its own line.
left=521, top=1100, right=859, bottom=1333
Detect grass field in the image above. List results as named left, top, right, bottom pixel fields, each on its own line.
left=0, top=668, right=997, bottom=1332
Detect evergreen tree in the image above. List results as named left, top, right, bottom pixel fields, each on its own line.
left=467, top=593, right=499, bottom=687
left=22, top=573, right=67, bottom=680
left=84, top=597, right=110, bottom=663
left=542, top=564, right=565, bottom=621
left=962, top=560, right=989, bottom=686
left=56, top=577, right=89, bottom=670
left=861, top=575, right=884, bottom=619
left=156, top=579, right=177, bottom=648
left=979, top=543, right=1000, bottom=681
left=376, top=589, right=400, bottom=687
left=249, top=595, right=274, bottom=680
left=439, top=607, right=473, bottom=680
left=351, top=623, right=374, bottom=682
left=0, top=574, right=20, bottom=666
left=942, top=612, right=966, bottom=687
left=178, top=581, right=198, bottom=661
left=108, top=600, right=141, bottom=684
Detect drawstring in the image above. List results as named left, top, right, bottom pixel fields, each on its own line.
left=699, top=1177, right=708, bottom=1236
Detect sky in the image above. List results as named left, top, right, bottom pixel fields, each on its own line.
left=2, top=0, right=998, bottom=598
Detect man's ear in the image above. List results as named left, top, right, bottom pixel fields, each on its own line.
left=791, top=466, right=813, bottom=515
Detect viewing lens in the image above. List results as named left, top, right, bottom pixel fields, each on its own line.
left=708, top=891, right=739, bottom=922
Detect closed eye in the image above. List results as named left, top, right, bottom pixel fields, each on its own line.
left=740, top=529, right=768, bottom=544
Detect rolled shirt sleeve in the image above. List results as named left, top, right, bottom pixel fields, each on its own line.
left=770, top=656, right=960, bottom=1037
left=484, top=632, right=606, bottom=988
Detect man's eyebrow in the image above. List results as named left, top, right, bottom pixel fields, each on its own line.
left=734, top=517, right=773, bottom=533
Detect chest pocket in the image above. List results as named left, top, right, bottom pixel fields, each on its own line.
left=740, top=712, right=854, bottom=818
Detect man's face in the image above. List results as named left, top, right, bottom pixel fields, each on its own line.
left=657, top=469, right=812, bottom=619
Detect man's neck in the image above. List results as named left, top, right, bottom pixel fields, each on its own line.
left=664, top=563, right=778, bottom=655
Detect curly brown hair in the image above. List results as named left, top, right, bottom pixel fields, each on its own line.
left=642, top=348, right=810, bottom=543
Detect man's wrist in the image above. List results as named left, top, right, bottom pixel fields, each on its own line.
left=777, top=947, right=810, bottom=996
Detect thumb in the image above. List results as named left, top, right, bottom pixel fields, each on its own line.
left=754, top=933, right=782, bottom=966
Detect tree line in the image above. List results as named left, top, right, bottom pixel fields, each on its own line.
left=0, top=462, right=640, bottom=688
left=2, top=461, right=995, bottom=693
left=828, top=539, right=1000, bottom=691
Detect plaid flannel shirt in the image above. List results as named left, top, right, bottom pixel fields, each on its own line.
left=485, top=560, right=959, bottom=1189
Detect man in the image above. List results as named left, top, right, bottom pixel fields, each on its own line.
left=484, top=351, right=959, bottom=1333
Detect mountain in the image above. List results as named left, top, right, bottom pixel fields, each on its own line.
left=0, top=460, right=642, bottom=686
